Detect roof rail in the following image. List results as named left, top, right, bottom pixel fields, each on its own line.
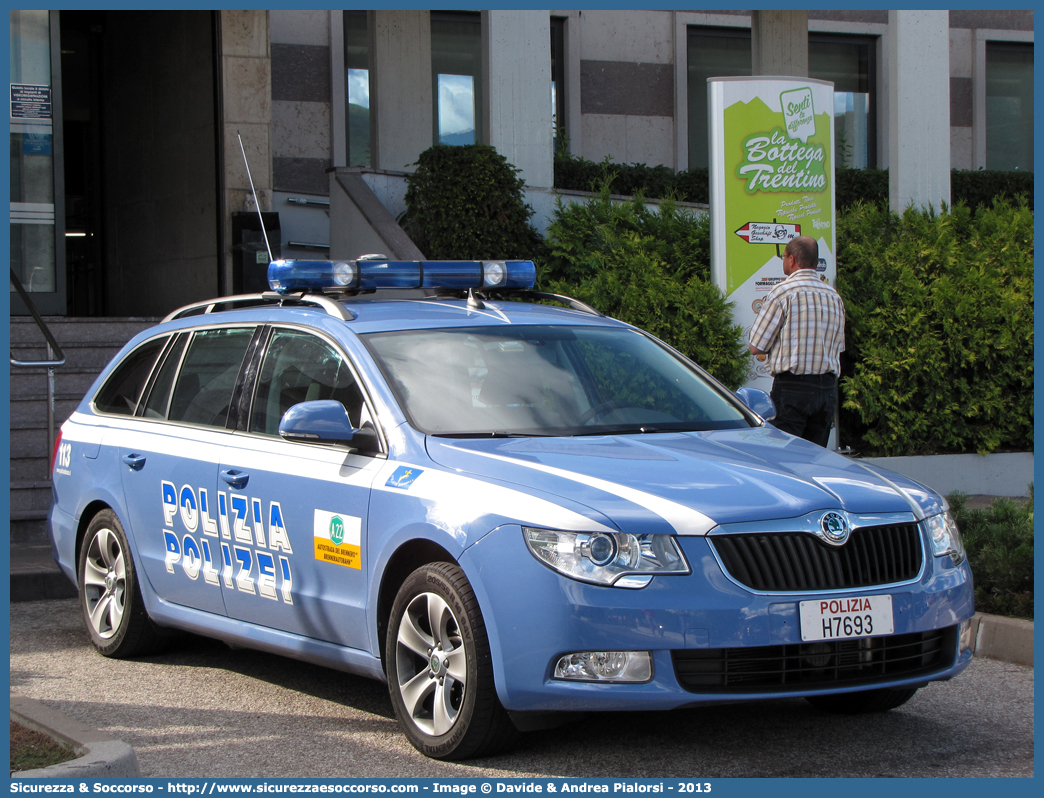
left=162, top=291, right=355, bottom=323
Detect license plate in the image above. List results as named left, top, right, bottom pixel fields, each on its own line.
left=799, top=595, right=893, bottom=642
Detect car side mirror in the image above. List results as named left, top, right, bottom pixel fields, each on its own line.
left=734, top=387, right=776, bottom=421
left=279, top=400, right=379, bottom=452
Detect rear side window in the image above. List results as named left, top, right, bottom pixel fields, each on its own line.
left=143, top=335, right=187, bottom=419
left=166, top=327, right=256, bottom=428
left=93, top=337, right=167, bottom=415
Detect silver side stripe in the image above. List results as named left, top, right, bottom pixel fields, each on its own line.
left=62, top=414, right=380, bottom=488
left=444, top=447, right=717, bottom=536
left=374, top=461, right=615, bottom=535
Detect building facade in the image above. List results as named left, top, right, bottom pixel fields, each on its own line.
left=9, top=9, right=1034, bottom=318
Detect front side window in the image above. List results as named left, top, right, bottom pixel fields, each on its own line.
left=431, top=12, right=482, bottom=146
left=986, top=41, right=1033, bottom=171
left=162, top=327, right=255, bottom=428
left=250, top=329, right=366, bottom=436
left=364, top=325, right=751, bottom=436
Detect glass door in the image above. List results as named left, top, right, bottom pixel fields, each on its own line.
left=10, top=9, right=65, bottom=315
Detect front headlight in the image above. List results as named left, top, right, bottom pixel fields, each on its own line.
left=523, top=527, right=689, bottom=587
left=925, top=511, right=966, bottom=565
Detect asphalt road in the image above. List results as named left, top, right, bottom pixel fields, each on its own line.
left=9, top=598, right=1034, bottom=779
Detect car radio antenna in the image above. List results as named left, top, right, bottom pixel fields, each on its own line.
left=237, top=130, right=274, bottom=264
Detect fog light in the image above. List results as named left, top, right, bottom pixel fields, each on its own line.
left=553, top=651, right=652, bottom=683
left=959, top=619, right=975, bottom=654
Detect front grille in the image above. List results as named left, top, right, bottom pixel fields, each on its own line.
left=672, top=627, right=956, bottom=693
left=710, top=523, right=922, bottom=591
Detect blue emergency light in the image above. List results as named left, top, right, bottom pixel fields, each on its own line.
left=268, top=259, right=537, bottom=294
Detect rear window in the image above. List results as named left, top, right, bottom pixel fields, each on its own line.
left=93, top=337, right=167, bottom=416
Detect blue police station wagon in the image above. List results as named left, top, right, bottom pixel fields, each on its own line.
left=49, top=258, right=974, bottom=759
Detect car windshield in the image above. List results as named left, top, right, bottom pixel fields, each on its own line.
left=362, top=325, right=752, bottom=437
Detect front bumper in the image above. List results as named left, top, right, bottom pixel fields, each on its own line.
left=461, top=526, right=975, bottom=713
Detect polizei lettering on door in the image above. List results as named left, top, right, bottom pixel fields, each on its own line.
left=160, top=481, right=295, bottom=604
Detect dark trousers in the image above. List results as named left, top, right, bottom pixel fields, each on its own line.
left=770, top=372, right=837, bottom=448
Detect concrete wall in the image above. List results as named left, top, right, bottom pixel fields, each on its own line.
left=484, top=11, right=554, bottom=189
left=861, top=452, right=1033, bottom=499
left=576, top=9, right=675, bottom=168
left=220, top=10, right=272, bottom=292
left=270, top=10, right=330, bottom=195
left=888, top=11, right=951, bottom=211
left=371, top=11, right=432, bottom=174
left=329, top=170, right=424, bottom=261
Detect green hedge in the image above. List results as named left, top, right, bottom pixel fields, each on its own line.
left=401, top=144, right=543, bottom=259
left=555, top=152, right=711, bottom=204
left=949, top=490, right=1034, bottom=619
left=553, top=153, right=1034, bottom=212
left=538, top=183, right=747, bottom=389
left=837, top=199, right=1034, bottom=456
left=952, top=169, right=1035, bottom=213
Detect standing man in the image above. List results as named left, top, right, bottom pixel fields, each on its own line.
left=748, top=235, right=845, bottom=447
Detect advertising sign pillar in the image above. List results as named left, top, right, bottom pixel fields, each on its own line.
left=708, top=77, right=836, bottom=394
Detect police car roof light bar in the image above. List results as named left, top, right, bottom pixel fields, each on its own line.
left=267, top=259, right=537, bottom=295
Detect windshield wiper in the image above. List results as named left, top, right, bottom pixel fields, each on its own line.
left=570, top=427, right=654, bottom=437
left=570, top=425, right=710, bottom=437
left=430, top=431, right=556, bottom=438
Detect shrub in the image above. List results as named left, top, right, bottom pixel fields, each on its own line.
left=401, top=144, right=543, bottom=259
left=539, top=182, right=747, bottom=388
left=554, top=152, right=710, bottom=204
left=554, top=154, right=1034, bottom=214
left=835, top=167, right=888, bottom=210
left=948, top=489, right=1034, bottom=619
left=952, top=169, right=1034, bottom=213
left=837, top=198, right=1033, bottom=455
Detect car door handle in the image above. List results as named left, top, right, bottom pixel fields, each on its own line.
left=220, top=469, right=249, bottom=489
left=121, top=453, right=146, bottom=471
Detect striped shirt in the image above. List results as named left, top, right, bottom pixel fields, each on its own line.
left=748, top=269, right=846, bottom=376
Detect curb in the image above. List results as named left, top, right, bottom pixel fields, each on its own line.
left=10, top=571, right=77, bottom=603
left=10, top=694, right=140, bottom=778
left=971, top=612, right=1034, bottom=666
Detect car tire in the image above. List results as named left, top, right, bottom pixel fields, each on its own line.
left=386, top=562, right=519, bottom=760
left=806, top=687, right=919, bottom=714
left=78, top=509, right=162, bottom=658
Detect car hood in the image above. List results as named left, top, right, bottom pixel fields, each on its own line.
left=425, top=427, right=943, bottom=535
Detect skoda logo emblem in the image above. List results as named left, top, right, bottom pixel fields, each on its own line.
left=329, top=516, right=345, bottom=546
left=821, top=512, right=850, bottom=544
